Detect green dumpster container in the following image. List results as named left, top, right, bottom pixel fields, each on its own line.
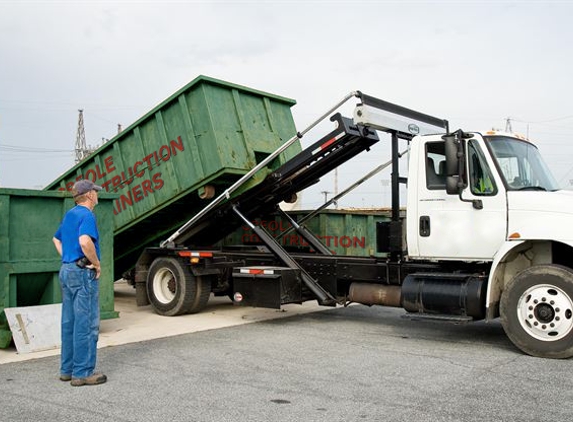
left=223, top=208, right=395, bottom=257
left=44, top=75, right=301, bottom=279
left=0, top=188, right=118, bottom=348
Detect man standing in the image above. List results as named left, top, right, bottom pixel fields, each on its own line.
left=52, top=179, right=107, bottom=386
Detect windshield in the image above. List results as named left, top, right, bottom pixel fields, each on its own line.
left=486, top=136, right=559, bottom=191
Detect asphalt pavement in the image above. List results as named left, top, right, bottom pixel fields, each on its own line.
left=1, top=283, right=572, bottom=422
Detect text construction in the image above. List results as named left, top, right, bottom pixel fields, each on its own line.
left=59, top=136, right=184, bottom=216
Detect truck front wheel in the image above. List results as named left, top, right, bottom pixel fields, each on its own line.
left=147, top=257, right=211, bottom=316
left=500, top=264, right=573, bottom=358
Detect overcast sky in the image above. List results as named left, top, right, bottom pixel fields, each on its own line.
left=1, top=0, right=572, bottom=208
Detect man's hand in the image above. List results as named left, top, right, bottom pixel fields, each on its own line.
left=86, top=263, right=101, bottom=279
left=79, top=234, right=101, bottom=280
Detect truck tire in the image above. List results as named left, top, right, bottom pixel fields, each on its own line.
left=500, top=264, right=573, bottom=358
left=147, top=257, right=210, bottom=316
left=187, top=274, right=212, bottom=314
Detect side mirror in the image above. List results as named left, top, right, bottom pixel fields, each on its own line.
left=446, top=175, right=460, bottom=195
left=442, top=130, right=472, bottom=195
left=443, top=134, right=458, bottom=176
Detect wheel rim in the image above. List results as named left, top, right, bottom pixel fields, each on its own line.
left=517, top=283, right=573, bottom=341
left=152, top=268, right=177, bottom=304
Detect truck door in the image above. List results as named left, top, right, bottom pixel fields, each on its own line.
left=415, top=137, right=507, bottom=260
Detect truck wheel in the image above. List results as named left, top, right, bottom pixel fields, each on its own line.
left=500, top=264, right=573, bottom=358
left=187, top=274, right=212, bottom=314
left=147, top=257, right=210, bottom=316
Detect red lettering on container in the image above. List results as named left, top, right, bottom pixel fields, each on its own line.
left=134, top=161, right=145, bottom=178
left=62, top=135, right=184, bottom=206
left=104, top=155, right=115, bottom=173
left=171, top=136, right=184, bottom=154
left=101, top=179, right=113, bottom=191
left=132, top=185, right=143, bottom=202
left=339, top=236, right=352, bottom=248
left=152, top=172, right=164, bottom=190
left=142, top=153, right=154, bottom=170
left=141, top=179, right=153, bottom=195
left=120, top=191, right=133, bottom=209
left=85, top=169, right=97, bottom=182
left=95, top=164, right=106, bottom=179
left=159, top=145, right=170, bottom=162
left=119, top=170, right=134, bottom=186
left=111, top=175, right=122, bottom=189
left=354, top=237, right=365, bottom=248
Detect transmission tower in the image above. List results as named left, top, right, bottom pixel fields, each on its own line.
left=75, top=109, right=89, bottom=163
left=505, top=117, right=513, bottom=133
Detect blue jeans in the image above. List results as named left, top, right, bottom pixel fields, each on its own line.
left=59, top=263, right=100, bottom=378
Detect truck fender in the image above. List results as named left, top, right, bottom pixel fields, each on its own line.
left=485, top=239, right=573, bottom=320
left=485, top=240, right=526, bottom=320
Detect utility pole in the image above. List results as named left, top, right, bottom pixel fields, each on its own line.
left=320, top=191, right=332, bottom=204
left=333, top=169, right=339, bottom=209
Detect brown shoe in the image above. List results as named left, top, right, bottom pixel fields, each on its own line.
left=59, top=374, right=72, bottom=382
left=70, top=373, right=107, bottom=387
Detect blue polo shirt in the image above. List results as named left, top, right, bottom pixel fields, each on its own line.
left=54, top=205, right=100, bottom=263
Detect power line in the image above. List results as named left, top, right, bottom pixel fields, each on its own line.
left=513, top=115, right=573, bottom=124
left=1, top=99, right=146, bottom=110
left=0, top=155, right=73, bottom=163
left=0, top=143, right=71, bottom=153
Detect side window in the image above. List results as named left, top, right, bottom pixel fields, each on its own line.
left=425, top=142, right=446, bottom=190
left=468, top=140, right=497, bottom=195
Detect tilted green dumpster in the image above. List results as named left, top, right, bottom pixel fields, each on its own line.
left=0, top=188, right=118, bottom=348
left=44, top=75, right=301, bottom=279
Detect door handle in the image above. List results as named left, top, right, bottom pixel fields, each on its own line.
left=419, top=216, right=430, bottom=237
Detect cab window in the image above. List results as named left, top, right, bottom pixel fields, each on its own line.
left=425, top=142, right=446, bottom=190
left=468, top=140, right=497, bottom=195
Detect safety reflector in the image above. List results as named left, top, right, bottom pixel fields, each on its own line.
left=234, top=292, right=243, bottom=302
left=177, top=251, right=213, bottom=258
left=239, top=268, right=276, bottom=275
left=311, top=132, right=344, bottom=155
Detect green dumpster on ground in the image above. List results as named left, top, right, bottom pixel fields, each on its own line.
left=0, top=188, right=118, bottom=348
left=223, top=208, right=395, bottom=257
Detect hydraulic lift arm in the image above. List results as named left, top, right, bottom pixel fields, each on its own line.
left=156, top=92, right=449, bottom=304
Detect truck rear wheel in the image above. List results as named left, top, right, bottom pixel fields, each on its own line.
left=500, top=264, right=573, bottom=358
left=147, top=257, right=211, bottom=316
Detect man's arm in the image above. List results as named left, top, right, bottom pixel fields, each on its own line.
left=52, top=237, right=63, bottom=257
left=79, top=234, right=101, bottom=279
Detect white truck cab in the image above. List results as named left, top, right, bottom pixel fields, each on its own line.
left=408, top=129, right=573, bottom=357
left=356, top=95, right=573, bottom=357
